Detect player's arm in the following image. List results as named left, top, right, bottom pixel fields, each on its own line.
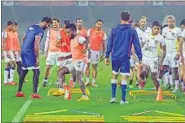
left=44, top=30, right=50, bottom=57
left=105, top=28, right=114, bottom=64
left=101, top=32, right=107, bottom=58
left=132, top=30, right=142, bottom=63
left=2, top=31, right=8, bottom=57
left=159, top=39, right=166, bottom=66
left=34, top=35, right=42, bottom=66
left=179, top=36, right=184, bottom=63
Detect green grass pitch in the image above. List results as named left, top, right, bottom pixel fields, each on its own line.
left=1, top=55, right=185, bottom=122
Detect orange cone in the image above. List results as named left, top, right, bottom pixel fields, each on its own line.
left=156, top=86, right=163, bottom=102
left=64, top=85, right=72, bottom=100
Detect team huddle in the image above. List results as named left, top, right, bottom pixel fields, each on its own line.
left=2, top=11, right=185, bottom=104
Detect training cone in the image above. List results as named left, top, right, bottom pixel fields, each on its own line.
left=64, top=85, right=72, bottom=100
left=156, top=86, right=163, bottom=102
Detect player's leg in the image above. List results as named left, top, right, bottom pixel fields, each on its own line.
left=8, top=51, right=17, bottom=84
left=172, top=52, right=180, bottom=93
left=91, top=50, right=100, bottom=86
left=58, top=67, right=70, bottom=89
left=32, top=69, right=40, bottom=94
left=74, top=61, right=89, bottom=101
left=129, top=57, right=135, bottom=88
left=42, top=52, right=56, bottom=87
left=3, top=54, right=11, bottom=85
left=15, top=51, right=22, bottom=76
left=179, top=63, right=184, bottom=90
left=120, top=58, right=130, bottom=104
left=85, top=62, right=90, bottom=86
left=109, top=59, right=121, bottom=103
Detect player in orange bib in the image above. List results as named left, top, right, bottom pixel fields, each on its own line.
left=57, top=23, right=90, bottom=101
left=42, top=18, right=62, bottom=87
left=85, top=19, right=107, bottom=87
left=2, top=21, right=17, bottom=85
left=12, top=22, right=22, bottom=77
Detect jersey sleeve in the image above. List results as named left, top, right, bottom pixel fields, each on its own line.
left=78, top=36, right=87, bottom=44
left=2, top=31, right=7, bottom=39
left=159, top=36, right=166, bottom=46
left=180, top=30, right=185, bottom=38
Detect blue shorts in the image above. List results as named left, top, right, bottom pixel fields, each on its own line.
left=21, top=51, right=39, bottom=70
left=112, top=58, right=130, bottom=76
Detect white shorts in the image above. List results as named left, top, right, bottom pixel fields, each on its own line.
left=4, top=51, right=15, bottom=63
left=130, top=55, right=136, bottom=68
left=72, top=60, right=86, bottom=72
left=143, top=56, right=158, bottom=73
left=90, top=50, right=100, bottom=64
left=14, top=51, right=21, bottom=62
left=57, top=52, right=72, bottom=66
left=46, top=52, right=61, bottom=66
left=163, top=52, right=179, bottom=68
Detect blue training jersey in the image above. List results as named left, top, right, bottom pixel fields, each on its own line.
left=105, top=24, right=142, bottom=61
left=22, top=24, right=44, bottom=51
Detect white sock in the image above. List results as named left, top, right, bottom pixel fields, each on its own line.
left=174, top=80, right=179, bottom=89
left=4, top=70, right=9, bottom=83
left=92, top=79, right=96, bottom=84
left=86, top=77, right=90, bottom=83
left=163, top=72, right=169, bottom=86
left=169, top=74, right=173, bottom=86
left=44, top=79, right=48, bottom=82
left=9, top=68, right=15, bottom=82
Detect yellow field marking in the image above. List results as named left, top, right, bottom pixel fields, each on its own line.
left=34, top=109, right=68, bottom=115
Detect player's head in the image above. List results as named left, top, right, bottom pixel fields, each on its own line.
left=64, top=20, right=70, bottom=29
left=180, top=19, right=185, bottom=30
left=12, top=21, right=18, bottom=32
left=6, top=21, right=14, bottom=31
left=65, top=23, right=77, bottom=39
left=152, top=21, right=161, bottom=35
left=139, top=16, right=147, bottom=28
left=129, top=20, right=138, bottom=28
left=95, top=19, right=103, bottom=30
left=120, top=11, right=130, bottom=23
left=52, top=17, right=60, bottom=29
left=76, top=18, right=83, bottom=29
left=41, top=17, right=52, bottom=30
left=167, top=15, right=176, bottom=29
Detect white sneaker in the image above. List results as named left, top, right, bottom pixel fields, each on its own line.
left=120, top=100, right=129, bottom=105
left=92, top=83, right=98, bottom=87
left=172, top=88, right=178, bottom=93
left=85, top=82, right=90, bottom=86
left=109, top=97, right=116, bottom=103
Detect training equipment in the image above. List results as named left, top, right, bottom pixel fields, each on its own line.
left=64, top=85, right=72, bottom=100
left=129, top=89, right=176, bottom=99
left=23, top=115, right=104, bottom=122
left=47, top=88, right=90, bottom=97
left=156, top=87, right=163, bottom=102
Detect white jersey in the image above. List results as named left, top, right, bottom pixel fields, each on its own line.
left=180, top=29, right=185, bottom=54
left=136, top=27, right=152, bottom=44
left=162, top=26, right=181, bottom=53
left=142, top=33, right=165, bottom=58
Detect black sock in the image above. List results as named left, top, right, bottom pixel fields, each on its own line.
left=16, top=61, right=22, bottom=76
left=33, top=69, right=40, bottom=93
left=18, top=69, right=28, bottom=92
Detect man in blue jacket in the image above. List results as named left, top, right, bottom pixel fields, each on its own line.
left=105, top=11, right=143, bottom=104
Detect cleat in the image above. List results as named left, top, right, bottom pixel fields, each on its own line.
left=172, top=88, right=178, bottom=93
left=92, top=83, right=98, bottom=87
left=77, top=95, right=89, bottom=101
left=42, top=81, right=48, bottom=87
left=52, top=89, right=64, bottom=96
left=69, top=80, right=75, bottom=88
left=85, top=82, right=91, bottom=86
left=109, top=97, right=116, bottom=103
left=31, top=93, right=41, bottom=98
left=16, top=92, right=25, bottom=97
left=120, top=100, right=129, bottom=105
left=85, top=88, right=90, bottom=97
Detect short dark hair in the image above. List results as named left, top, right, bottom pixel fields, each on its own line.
left=7, top=21, right=14, bottom=26
left=52, top=17, right=60, bottom=23
left=65, top=23, right=76, bottom=31
left=152, top=21, right=161, bottom=27
left=41, top=17, right=52, bottom=24
left=76, top=18, right=82, bottom=22
left=96, top=19, right=103, bottom=23
left=64, top=20, right=70, bottom=25
left=13, top=21, right=18, bottom=25
left=180, top=19, right=185, bottom=26
left=120, top=11, right=130, bottom=21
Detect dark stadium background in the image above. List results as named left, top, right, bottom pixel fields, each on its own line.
left=2, top=1, right=185, bottom=51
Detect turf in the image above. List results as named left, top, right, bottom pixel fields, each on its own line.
left=1, top=55, right=185, bottom=122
